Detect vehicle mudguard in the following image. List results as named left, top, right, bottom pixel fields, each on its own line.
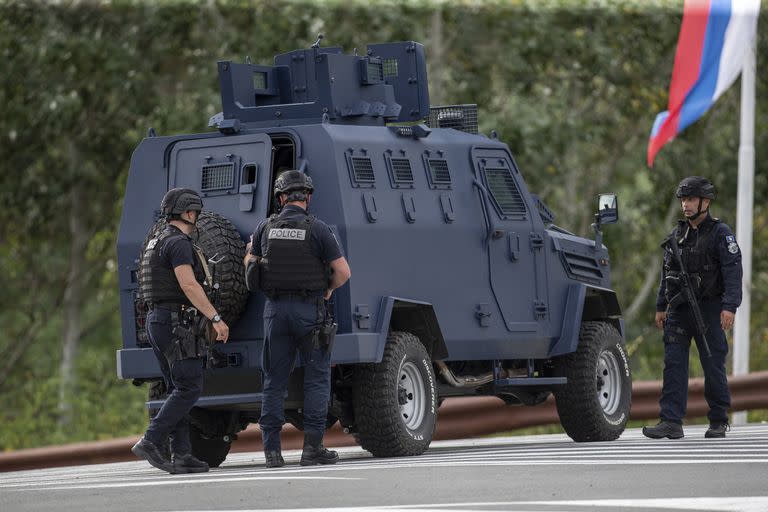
left=548, top=283, right=624, bottom=357
left=371, top=296, right=449, bottom=363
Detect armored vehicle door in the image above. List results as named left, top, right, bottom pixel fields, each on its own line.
left=169, top=134, right=273, bottom=220
left=472, top=147, right=542, bottom=334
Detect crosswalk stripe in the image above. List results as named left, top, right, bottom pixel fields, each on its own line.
left=2, top=425, right=765, bottom=492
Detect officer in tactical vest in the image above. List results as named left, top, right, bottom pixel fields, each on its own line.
left=132, top=188, right=230, bottom=473
left=245, top=170, right=351, bottom=468
left=643, top=176, right=742, bottom=440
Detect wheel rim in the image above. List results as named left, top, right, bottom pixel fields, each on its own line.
left=596, top=350, right=622, bottom=415
left=398, top=361, right=426, bottom=430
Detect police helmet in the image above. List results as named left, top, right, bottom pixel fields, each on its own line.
left=273, top=170, right=314, bottom=201
left=675, top=176, right=716, bottom=200
left=161, top=188, right=203, bottom=218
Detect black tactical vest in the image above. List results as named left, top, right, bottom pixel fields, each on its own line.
left=664, top=218, right=723, bottom=299
left=139, top=225, right=204, bottom=304
left=259, top=213, right=329, bottom=294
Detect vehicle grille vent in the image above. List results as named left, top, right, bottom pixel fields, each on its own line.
left=531, top=194, right=555, bottom=224
left=485, top=168, right=526, bottom=217
left=428, top=159, right=451, bottom=184
left=562, top=251, right=604, bottom=283
left=201, top=162, right=235, bottom=191
left=351, top=157, right=375, bottom=183
left=391, top=158, right=414, bottom=183
left=426, top=104, right=478, bottom=134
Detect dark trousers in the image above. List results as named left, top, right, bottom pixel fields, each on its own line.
left=660, top=299, right=731, bottom=425
left=259, top=297, right=330, bottom=451
left=144, top=307, right=204, bottom=455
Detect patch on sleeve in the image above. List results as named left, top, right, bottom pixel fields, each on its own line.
left=726, top=235, right=735, bottom=243
left=728, top=242, right=740, bottom=254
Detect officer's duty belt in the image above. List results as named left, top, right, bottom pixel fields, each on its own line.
left=266, top=292, right=324, bottom=303
left=150, top=302, right=192, bottom=313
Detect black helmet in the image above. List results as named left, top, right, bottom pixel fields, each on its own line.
left=161, top=188, right=203, bottom=218
left=273, top=170, right=314, bottom=201
left=676, top=176, right=716, bottom=200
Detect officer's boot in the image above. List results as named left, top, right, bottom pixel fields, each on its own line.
left=705, top=422, right=730, bottom=438
left=300, top=442, right=339, bottom=466
left=642, top=420, right=684, bottom=439
left=171, top=453, right=210, bottom=474
left=131, top=436, right=173, bottom=473
left=264, top=450, right=285, bottom=468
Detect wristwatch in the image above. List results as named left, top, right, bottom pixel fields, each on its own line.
left=211, top=314, right=222, bottom=323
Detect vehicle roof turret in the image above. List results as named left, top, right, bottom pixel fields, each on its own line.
left=209, top=39, right=429, bottom=133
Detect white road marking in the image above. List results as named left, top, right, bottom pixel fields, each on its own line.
left=2, top=425, right=766, bottom=494
left=11, top=475, right=362, bottom=491
left=161, top=496, right=768, bottom=511
left=520, top=496, right=768, bottom=511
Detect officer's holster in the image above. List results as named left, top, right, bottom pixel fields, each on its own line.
left=166, top=309, right=208, bottom=364
left=299, top=299, right=337, bottom=361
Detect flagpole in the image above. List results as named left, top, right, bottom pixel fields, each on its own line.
left=732, top=38, right=756, bottom=427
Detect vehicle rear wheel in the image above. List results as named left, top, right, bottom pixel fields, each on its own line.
left=189, top=409, right=234, bottom=468
left=189, top=423, right=232, bottom=468
left=554, top=321, right=632, bottom=441
left=353, top=331, right=437, bottom=457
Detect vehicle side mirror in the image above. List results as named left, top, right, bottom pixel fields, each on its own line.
left=597, top=193, right=618, bottom=225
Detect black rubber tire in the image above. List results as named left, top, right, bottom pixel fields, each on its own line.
left=138, top=211, right=248, bottom=325
left=352, top=331, right=438, bottom=457
left=553, top=321, right=632, bottom=442
left=189, top=421, right=232, bottom=468
left=148, top=383, right=234, bottom=466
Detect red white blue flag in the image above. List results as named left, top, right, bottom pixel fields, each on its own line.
left=647, top=0, right=761, bottom=167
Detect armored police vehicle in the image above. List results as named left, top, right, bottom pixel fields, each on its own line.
left=117, top=39, right=630, bottom=466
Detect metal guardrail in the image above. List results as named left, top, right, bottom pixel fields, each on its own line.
left=2, top=371, right=766, bottom=473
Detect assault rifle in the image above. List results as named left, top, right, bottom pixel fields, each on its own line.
left=663, top=233, right=712, bottom=357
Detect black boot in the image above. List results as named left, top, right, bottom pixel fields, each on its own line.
left=131, top=437, right=173, bottom=473
left=171, top=453, right=210, bottom=474
left=642, top=420, right=684, bottom=439
left=705, top=423, right=730, bottom=438
left=300, top=443, right=339, bottom=466
left=265, top=450, right=285, bottom=468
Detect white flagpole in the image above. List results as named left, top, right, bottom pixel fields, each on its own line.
left=732, top=38, right=756, bottom=427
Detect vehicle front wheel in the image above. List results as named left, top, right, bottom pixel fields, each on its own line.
left=553, top=321, right=632, bottom=442
left=353, top=331, right=438, bottom=457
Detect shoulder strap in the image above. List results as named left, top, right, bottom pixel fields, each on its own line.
left=192, top=243, right=213, bottom=287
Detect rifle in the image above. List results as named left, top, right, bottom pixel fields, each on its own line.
left=663, top=233, right=712, bottom=357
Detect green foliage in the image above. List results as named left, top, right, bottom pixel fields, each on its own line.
left=1, top=0, right=766, bottom=450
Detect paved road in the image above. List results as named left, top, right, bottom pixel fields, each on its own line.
left=1, top=425, right=767, bottom=512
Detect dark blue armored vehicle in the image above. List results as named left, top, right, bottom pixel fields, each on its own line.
left=117, top=40, right=630, bottom=466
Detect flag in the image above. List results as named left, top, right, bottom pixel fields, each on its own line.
left=647, top=0, right=761, bottom=167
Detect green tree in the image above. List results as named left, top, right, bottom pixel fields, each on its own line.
left=1, top=0, right=766, bottom=450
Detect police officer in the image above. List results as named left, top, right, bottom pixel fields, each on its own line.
left=643, top=176, right=742, bottom=439
left=245, top=170, right=351, bottom=468
left=132, top=188, right=230, bottom=473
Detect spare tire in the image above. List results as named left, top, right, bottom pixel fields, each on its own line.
left=138, top=211, right=248, bottom=325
